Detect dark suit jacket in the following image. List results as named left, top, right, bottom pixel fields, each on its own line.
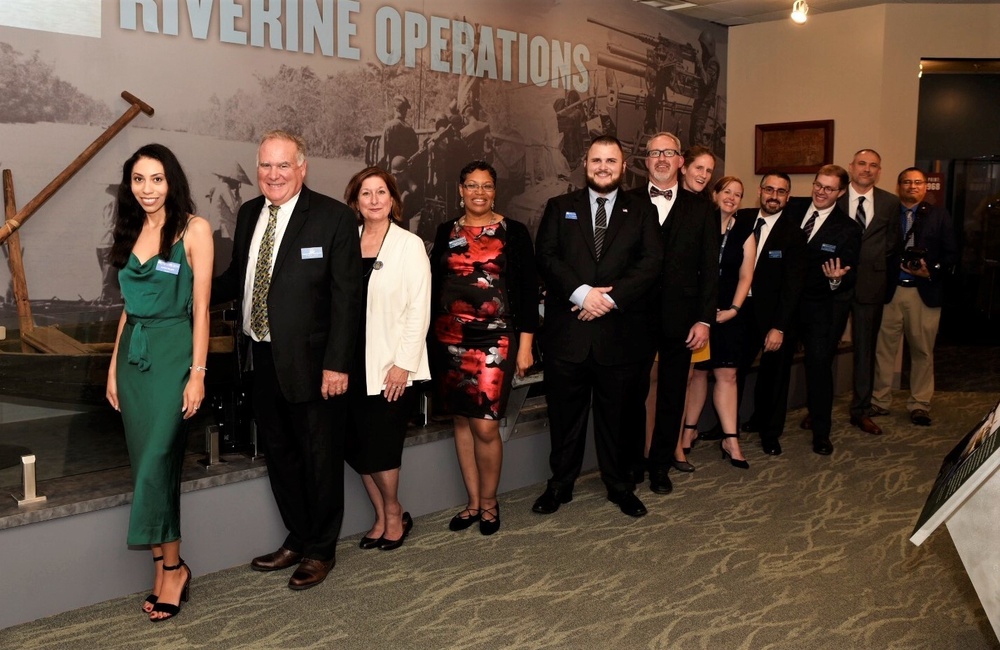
left=786, top=198, right=862, bottom=303
left=213, top=186, right=362, bottom=403
left=738, top=207, right=807, bottom=336
left=535, top=187, right=662, bottom=365
left=887, top=201, right=957, bottom=308
left=625, top=186, right=718, bottom=338
left=837, top=186, right=901, bottom=305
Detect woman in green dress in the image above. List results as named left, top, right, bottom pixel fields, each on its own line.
left=106, top=144, right=213, bottom=621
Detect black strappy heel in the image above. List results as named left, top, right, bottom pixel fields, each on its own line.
left=721, top=433, right=750, bottom=469
left=141, top=555, right=164, bottom=613
left=149, top=560, right=191, bottom=622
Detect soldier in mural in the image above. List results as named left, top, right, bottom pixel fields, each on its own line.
left=379, top=95, right=418, bottom=171
left=689, top=31, right=720, bottom=148
left=206, top=163, right=252, bottom=277
left=96, top=183, right=121, bottom=303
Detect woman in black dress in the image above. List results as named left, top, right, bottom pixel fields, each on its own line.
left=682, top=176, right=754, bottom=468
left=344, top=167, right=431, bottom=550
left=430, top=160, right=538, bottom=535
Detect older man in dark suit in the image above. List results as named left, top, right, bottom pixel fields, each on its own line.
left=624, top=132, right=717, bottom=495
left=737, top=173, right=807, bottom=456
left=837, top=149, right=901, bottom=435
left=786, top=165, right=862, bottom=455
left=213, top=130, right=361, bottom=590
left=872, top=167, right=957, bottom=426
left=532, top=135, right=662, bottom=518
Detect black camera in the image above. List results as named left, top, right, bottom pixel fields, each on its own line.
left=901, top=247, right=927, bottom=272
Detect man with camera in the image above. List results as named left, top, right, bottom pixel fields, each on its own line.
left=872, top=168, right=957, bottom=426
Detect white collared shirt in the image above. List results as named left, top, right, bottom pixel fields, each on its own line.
left=801, top=204, right=836, bottom=242
left=848, top=186, right=874, bottom=230
left=753, top=210, right=783, bottom=263
left=243, top=192, right=301, bottom=341
left=647, top=181, right=678, bottom=225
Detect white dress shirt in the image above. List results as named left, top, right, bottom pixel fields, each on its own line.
left=243, top=192, right=301, bottom=341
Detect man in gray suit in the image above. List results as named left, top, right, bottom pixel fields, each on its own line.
left=837, top=149, right=900, bottom=435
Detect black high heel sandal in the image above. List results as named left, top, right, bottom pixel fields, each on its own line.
left=682, top=423, right=699, bottom=454
left=149, top=560, right=191, bottom=622
left=721, top=433, right=750, bottom=469
left=141, top=555, right=164, bottom=613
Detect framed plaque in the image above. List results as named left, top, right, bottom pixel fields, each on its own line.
left=754, top=120, right=834, bottom=174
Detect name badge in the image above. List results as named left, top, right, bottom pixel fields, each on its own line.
left=448, top=236, right=468, bottom=249
left=820, top=243, right=837, bottom=253
left=768, top=250, right=782, bottom=259
left=155, top=259, right=181, bottom=275
left=301, top=247, right=323, bottom=259
left=565, top=211, right=578, bottom=220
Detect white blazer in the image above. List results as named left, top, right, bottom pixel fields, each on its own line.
left=361, top=223, right=432, bottom=395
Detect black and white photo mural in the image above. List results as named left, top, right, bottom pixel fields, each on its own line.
left=0, top=0, right=727, bottom=323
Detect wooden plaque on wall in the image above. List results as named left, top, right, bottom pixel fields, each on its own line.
left=754, top=120, right=834, bottom=174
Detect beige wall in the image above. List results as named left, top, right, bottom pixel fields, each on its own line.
left=726, top=3, right=1000, bottom=195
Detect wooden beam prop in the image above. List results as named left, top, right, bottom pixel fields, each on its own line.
left=0, top=91, right=154, bottom=245
left=3, top=169, right=33, bottom=346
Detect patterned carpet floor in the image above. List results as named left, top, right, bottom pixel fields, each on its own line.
left=2, top=346, right=999, bottom=649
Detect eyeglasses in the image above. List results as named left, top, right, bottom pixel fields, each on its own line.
left=812, top=182, right=841, bottom=194
left=646, top=149, right=680, bottom=159
left=760, top=186, right=789, bottom=197
left=900, top=179, right=926, bottom=187
left=462, top=182, right=496, bottom=192
left=258, top=162, right=297, bottom=172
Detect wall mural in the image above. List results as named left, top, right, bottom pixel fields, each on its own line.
left=0, top=0, right=727, bottom=329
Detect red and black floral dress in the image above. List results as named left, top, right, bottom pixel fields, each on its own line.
left=431, top=219, right=515, bottom=420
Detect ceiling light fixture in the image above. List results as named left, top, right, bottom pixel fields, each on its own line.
left=791, top=0, right=809, bottom=24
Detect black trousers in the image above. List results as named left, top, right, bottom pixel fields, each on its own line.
left=647, top=335, right=692, bottom=472
left=737, top=297, right=797, bottom=444
left=791, top=298, right=851, bottom=440
left=849, top=300, right=884, bottom=417
left=544, top=352, right=644, bottom=493
left=252, top=342, right=345, bottom=561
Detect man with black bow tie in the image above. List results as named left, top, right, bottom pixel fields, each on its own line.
left=624, top=132, right=717, bottom=495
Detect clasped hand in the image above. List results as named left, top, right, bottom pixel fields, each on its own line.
left=572, top=286, right=614, bottom=321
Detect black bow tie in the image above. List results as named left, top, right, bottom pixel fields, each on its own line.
left=650, top=187, right=673, bottom=200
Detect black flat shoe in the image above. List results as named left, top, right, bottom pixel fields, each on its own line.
left=479, top=503, right=500, bottom=536
left=359, top=535, right=382, bottom=550
left=379, top=512, right=413, bottom=550
left=448, top=508, right=480, bottom=531
left=720, top=433, right=749, bottom=469
left=141, top=555, right=164, bottom=613
left=149, top=561, right=190, bottom=622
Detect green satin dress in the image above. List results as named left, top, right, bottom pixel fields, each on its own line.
left=117, top=239, right=193, bottom=545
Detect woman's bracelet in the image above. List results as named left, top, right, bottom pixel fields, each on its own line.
left=190, top=365, right=207, bottom=373
left=729, top=304, right=741, bottom=312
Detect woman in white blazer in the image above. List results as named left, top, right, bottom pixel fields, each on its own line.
left=343, top=166, right=431, bottom=551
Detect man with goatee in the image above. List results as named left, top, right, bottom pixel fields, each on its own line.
left=532, top=135, right=662, bottom=518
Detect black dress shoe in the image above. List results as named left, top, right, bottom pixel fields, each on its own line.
left=649, top=470, right=673, bottom=495
left=288, top=558, right=335, bottom=590
left=532, top=487, right=572, bottom=514
left=251, top=546, right=303, bottom=572
left=761, top=439, right=782, bottom=456
left=910, top=409, right=932, bottom=426
left=813, top=437, right=834, bottom=455
left=448, top=508, right=481, bottom=531
left=379, top=512, right=413, bottom=550
left=608, top=490, right=647, bottom=517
